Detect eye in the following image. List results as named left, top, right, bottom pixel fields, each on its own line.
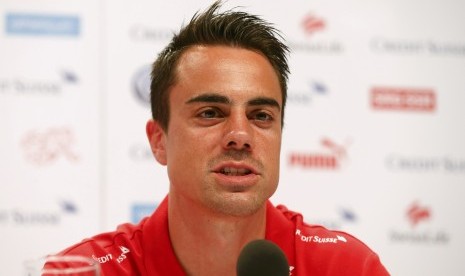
left=198, top=108, right=223, bottom=119
left=251, top=111, right=274, bottom=122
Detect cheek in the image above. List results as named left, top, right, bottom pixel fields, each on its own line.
left=166, top=127, right=215, bottom=165
left=266, top=135, right=282, bottom=171
left=262, top=131, right=282, bottom=153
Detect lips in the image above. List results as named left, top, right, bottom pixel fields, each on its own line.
left=220, top=167, right=252, bottom=176
left=213, top=162, right=259, bottom=176
left=212, top=162, right=260, bottom=189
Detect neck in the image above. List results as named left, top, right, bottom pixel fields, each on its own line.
left=168, top=193, right=267, bottom=276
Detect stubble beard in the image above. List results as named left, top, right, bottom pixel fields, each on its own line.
left=203, top=188, right=267, bottom=217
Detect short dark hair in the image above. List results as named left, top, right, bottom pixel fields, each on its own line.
left=150, top=1, right=289, bottom=130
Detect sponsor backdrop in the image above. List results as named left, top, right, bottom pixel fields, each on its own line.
left=1, top=0, right=464, bottom=275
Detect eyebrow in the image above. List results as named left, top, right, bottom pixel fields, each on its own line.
left=186, top=93, right=230, bottom=104
left=186, top=93, right=281, bottom=111
left=248, top=97, right=281, bottom=111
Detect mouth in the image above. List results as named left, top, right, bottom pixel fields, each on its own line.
left=212, top=163, right=260, bottom=189
left=219, top=167, right=253, bottom=176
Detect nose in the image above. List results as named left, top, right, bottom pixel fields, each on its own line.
left=222, top=113, right=253, bottom=151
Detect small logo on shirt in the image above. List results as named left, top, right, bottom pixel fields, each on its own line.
left=92, top=246, right=131, bottom=266
left=116, top=246, right=131, bottom=263
left=296, top=229, right=347, bottom=244
left=92, top=253, right=113, bottom=264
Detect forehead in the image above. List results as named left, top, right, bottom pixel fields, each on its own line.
left=171, top=45, right=282, bottom=105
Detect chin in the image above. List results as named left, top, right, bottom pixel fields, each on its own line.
left=206, top=192, right=267, bottom=217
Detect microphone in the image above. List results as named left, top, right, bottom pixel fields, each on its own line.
left=236, top=239, right=289, bottom=276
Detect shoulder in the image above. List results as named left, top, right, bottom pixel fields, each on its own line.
left=57, top=218, right=148, bottom=275
left=276, top=204, right=374, bottom=251
left=60, top=220, right=144, bottom=255
left=275, top=204, right=390, bottom=275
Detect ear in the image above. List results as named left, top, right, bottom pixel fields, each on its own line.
left=146, top=119, right=167, bottom=165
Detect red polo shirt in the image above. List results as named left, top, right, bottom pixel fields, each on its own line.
left=58, top=197, right=389, bottom=275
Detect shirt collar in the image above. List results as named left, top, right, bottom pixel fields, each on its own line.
left=142, top=196, right=295, bottom=274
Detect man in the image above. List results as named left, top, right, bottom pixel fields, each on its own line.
left=57, top=2, right=389, bottom=275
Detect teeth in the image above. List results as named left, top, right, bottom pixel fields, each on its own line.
left=221, top=167, right=251, bottom=176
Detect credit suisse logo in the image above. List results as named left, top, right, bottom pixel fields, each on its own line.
left=129, top=25, right=172, bottom=42
left=0, top=200, right=78, bottom=226
left=288, top=137, right=351, bottom=170
left=288, top=80, right=328, bottom=105
left=289, top=12, right=344, bottom=54
left=389, top=201, right=449, bottom=245
left=21, top=127, right=79, bottom=166
left=0, top=70, right=79, bottom=96
left=5, top=13, right=80, bottom=37
left=371, top=37, right=465, bottom=57
left=371, top=86, right=436, bottom=112
left=310, top=207, right=357, bottom=230
left=386, top=154, right=465, bottom=173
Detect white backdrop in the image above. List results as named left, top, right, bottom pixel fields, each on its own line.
left=1, top=0, right=465, bottom=275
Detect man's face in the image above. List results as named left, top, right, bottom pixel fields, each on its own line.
left=149, top=45, right=282, bottom=217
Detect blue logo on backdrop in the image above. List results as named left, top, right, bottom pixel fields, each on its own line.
left=132, top=64, right=152, bottom=106
left=59, top=200, right=79, bottom=214
left=6, top=13, right=80, bottom=36
left=288, top=80, right=328, bottom=104
left=312, top=207, right=357, bottom=229
left=131, top=203, right=158, bottom=223
left=60, top=70, right=79, bottom=83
